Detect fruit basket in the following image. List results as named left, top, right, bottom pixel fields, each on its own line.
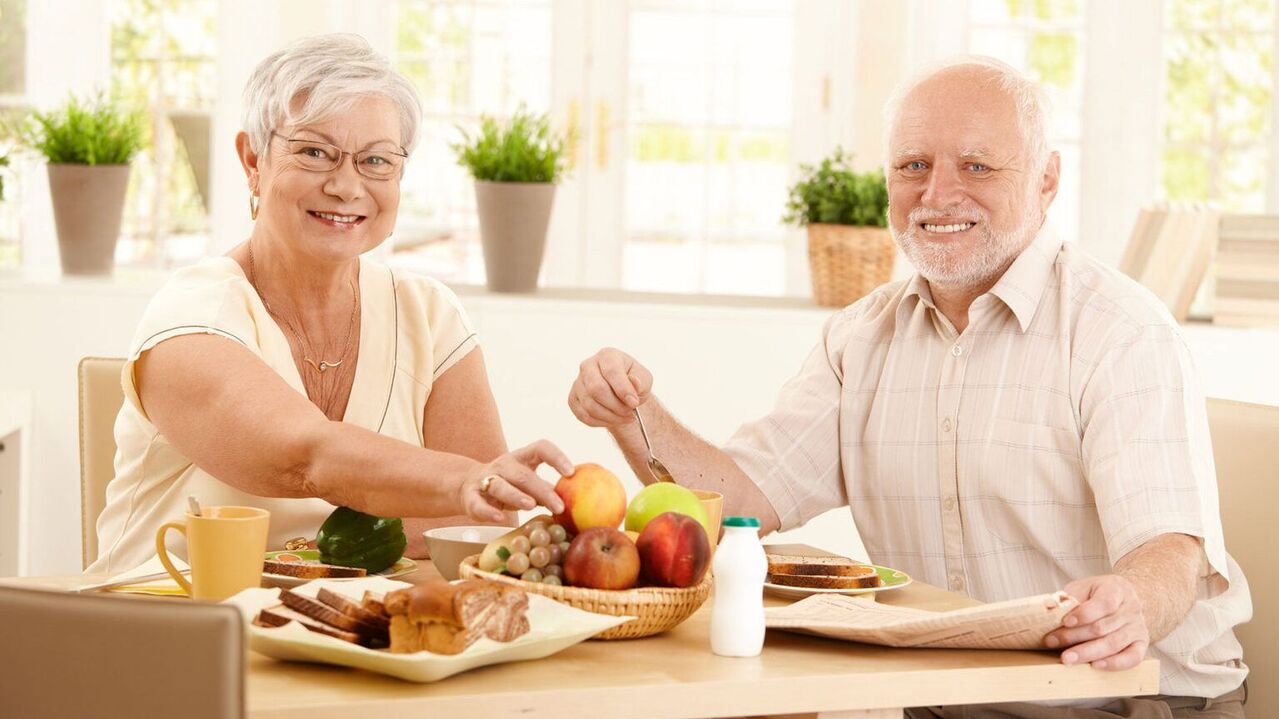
left=458, top=555, right=711, bottom=640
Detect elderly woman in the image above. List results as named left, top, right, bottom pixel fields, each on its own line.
left=87, top=34, right=568, bottom=574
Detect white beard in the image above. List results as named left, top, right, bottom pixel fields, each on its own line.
left=892, top=203, right=1041, bottom=290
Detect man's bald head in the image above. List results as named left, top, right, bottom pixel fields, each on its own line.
left=884, top=56, right=1052, bottom=177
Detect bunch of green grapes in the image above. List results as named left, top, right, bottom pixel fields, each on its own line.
left=501, top=518, right=571, bottom=586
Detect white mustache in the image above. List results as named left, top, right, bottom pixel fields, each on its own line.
left=906, top=205, right=989, bottom=226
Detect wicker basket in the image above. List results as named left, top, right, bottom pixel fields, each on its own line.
left=807, top=224, right=895, bottom=307
left=458, top=555, right=711, bottom=640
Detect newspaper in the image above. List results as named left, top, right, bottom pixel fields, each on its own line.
left=765, top=591, right=1078, bottom=650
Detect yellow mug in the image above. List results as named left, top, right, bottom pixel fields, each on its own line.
left=155, top=506, right=270, bottom=600
left=691, top=489, right=724, bottom=555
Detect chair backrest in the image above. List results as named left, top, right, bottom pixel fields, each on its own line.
left=1206, top=398, right=1277, bottom=715
left=0, top=585, right=245, bottom=718
left=78, top=357, right=126, bottom=569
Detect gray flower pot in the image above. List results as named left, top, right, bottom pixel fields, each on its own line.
left=474, top=180, right=556, bottom=293
left=47, top=163, right=131, bottom=275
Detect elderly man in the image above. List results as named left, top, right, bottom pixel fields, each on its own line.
left=567, top=57, right=1250, bottom=718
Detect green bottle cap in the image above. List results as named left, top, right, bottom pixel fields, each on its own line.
left=722, top=516, right=760, bottom=527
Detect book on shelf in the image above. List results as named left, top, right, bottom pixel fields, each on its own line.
left=1213, top=213, right=1279, bottom=326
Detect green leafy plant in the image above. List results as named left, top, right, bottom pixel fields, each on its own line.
left=452, top=108, right=568, bottom=183
left=782, top=147, right=888, bottom=228
left=19, top=94, right=144, bottom=166
left=0, top=154, right=8, bottom=203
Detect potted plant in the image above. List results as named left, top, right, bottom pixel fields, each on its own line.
left=783, top=148, right=893, bottom=307
left=19, top=94, right=144, bottom=275
left=453, top=108, right=568, bottom=292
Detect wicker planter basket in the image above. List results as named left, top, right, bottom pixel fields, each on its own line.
left=806, top=223, right=895, bottom=308
left=458, top=555, right=711, bottom=640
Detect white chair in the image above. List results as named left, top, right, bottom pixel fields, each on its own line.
left=1206, top=398, right=1276, bottom=716
left=0, top=585, right=244, bottom=718
left=78, top=356, right=125, bottom=568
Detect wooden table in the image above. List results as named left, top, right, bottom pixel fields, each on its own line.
left=4, top=560, right=1159, bottom=719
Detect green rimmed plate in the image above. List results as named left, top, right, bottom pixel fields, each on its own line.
left=764, top=564, right=911, bottom=601
left=262, top=549, right=417, bottom=589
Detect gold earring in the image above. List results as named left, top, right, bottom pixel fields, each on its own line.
left=249, top=194, right=259, bottom=220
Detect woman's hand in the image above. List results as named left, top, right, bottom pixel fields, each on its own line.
left=568, top=348, right=653, bottom=429
left=459, top=440, right=574, bottom=523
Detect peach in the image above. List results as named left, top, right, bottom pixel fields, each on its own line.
left=636, top=511, right=710, bottom=588
left=552, top=463, right=627, bottom=535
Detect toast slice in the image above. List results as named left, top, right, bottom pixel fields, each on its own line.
left=279, top=589, right=382, bottom=635
left=317, top=587, right=390, bottom=632
left=766, top=553, right=875, bottom=578
left=263, top=558, right=367, bottom=579
left=767, top=564, right=882, bottom=590
left=255, top=606, right=361, bottom=644
left=362, top=591, right=387, bottom=616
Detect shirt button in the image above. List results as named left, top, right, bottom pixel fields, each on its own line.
left=950, top=575, right=965, bottom=591
left=941, top=417, right=953, bottom=433
left=951, top=344, right=963, bottom=357
left=943, top=496, right=956, bottom=512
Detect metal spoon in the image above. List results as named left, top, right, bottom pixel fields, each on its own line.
left=634, top=408, right=676, bottom=483
left=187, top=495, right=203, bottom=517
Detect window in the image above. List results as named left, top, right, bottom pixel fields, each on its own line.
left=967, top=0, right=1085, bottom=244
left=391, top=0, right=553, bottom=284
left=622, top=0, right=796, bottom=295
left=389, top=0, right=802, bottom=295
left=0, top=0, right=26, bottom=267
left=1161, top=0, right=1274, bottom=211
left=109, top=0, right=217, bottom=268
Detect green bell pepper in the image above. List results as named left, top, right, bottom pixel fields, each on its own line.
left=316, top=506, right=407, bottom=573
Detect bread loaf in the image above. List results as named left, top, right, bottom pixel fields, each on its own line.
left=385, top=579, right=529, bottom=654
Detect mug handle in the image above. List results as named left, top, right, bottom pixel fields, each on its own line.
left=155, top=521, right=193, bottom=596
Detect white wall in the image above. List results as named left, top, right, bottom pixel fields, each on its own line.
left=4, top=267, right=1279, bottom=577
left=0, top=271, right=866, bottom=575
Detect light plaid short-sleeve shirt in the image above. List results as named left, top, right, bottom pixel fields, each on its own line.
left=725, top=228, right=1250, bottom=698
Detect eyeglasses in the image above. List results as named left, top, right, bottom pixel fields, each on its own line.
left=270, top=132, right=408, bottom=180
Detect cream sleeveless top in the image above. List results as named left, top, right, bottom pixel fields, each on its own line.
left=88, top=256, right=477, bottom=574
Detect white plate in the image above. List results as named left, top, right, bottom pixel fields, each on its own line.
left=226, top=577, right=632, bottom=683
left=261, top=550, right=418, bottom=589
left=764, top=565, right=912, bottom=601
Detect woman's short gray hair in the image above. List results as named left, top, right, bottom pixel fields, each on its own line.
left=241, top=33, right=422, bottom=156
left=882, top=55, right=1052, bottom=173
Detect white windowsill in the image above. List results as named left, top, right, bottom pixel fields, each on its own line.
left=0, top=265, right=832, bottom=312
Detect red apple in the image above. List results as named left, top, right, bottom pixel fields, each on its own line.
left=636, top=511, right=710, bottom=588
left=562, top=527, right=640, bottom=590
left=552, top=463, right=628, bottom=535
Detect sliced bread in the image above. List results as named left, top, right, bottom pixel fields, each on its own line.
left=279, top=589, right=382, bottom=635
left=766, top=554, right=874, bottom=577
left=263, top=558, right=367, bottom=579
left=767, top=564, right=882, bottom=590
left=317, top=587, right=390, bottom=632
left=255, top=606, right=361, bottom=644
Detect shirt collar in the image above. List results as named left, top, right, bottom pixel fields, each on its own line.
left=899, top=225, right=1064, bottom=334
left=988, top=225, right=1063, bottom=333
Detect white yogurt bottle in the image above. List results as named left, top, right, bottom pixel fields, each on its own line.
left=710, top=516, right=767, bottom=657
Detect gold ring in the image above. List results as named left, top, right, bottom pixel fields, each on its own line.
left=479, top=474, right=499, bottom=494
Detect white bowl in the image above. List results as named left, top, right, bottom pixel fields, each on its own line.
left=423, top=526, right=510, bottom=581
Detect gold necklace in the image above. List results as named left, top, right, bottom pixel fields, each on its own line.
left=246, top=240, right=360, bottom=378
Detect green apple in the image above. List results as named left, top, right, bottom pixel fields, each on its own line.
left=625, top=483, right=710, bottom=535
